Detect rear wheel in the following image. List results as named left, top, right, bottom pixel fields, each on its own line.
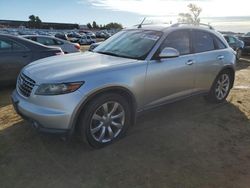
left=78, top=93, right=131, bottom=148
left=205, top=71, right=232, bottom=103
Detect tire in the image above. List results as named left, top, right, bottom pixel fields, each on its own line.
left=205, top=70, right=233, bottom=103
left=77, top=93, right=131, bottom=148
left=236, top=49, right=242, bottom=60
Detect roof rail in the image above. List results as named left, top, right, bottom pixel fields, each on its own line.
left=171, top=22, right=214, bottom=30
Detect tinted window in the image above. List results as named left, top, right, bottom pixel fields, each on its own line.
left=0, top=40, right=12, bottom=51
left=160, top=30, right=191, bottom=55
left=37, top=37, right=56, bottom=45
left=54, top=39, right=63, bottom=45
left=0, top=39, right=26, bottom=52
left=193, top=31, right=215, bottom=53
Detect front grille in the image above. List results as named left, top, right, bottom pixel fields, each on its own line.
left=17, top=73, right=36, bottom=97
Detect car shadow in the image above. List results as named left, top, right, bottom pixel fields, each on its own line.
left=1, top=95, right=250, bottom=188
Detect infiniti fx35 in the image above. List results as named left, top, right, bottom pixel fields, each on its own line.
left=12, top=24, right=236, bottom=148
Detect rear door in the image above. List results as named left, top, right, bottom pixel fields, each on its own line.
left=191, top=30, right=228, bottom=91
left=0, top=38, right=32, bottom=84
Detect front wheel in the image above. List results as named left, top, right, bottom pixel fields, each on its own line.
left=205, top=71, right=232, bottom=103
left=77, top=93, right=131, bottom=148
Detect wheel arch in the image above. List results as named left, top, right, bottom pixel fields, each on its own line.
left=218, top=65, right=235, bottom=88
left=71, top=86, right=138, bottom=135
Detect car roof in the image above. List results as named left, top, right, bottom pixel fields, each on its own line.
left=127, top=23, right=216, bottom=33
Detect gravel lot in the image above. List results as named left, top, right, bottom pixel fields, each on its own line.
left=0, top=58, right=250, bottom=188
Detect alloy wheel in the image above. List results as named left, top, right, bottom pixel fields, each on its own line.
left=90, top=101, right=125, bottom=143
left=215, top=74, right=230, bottom=100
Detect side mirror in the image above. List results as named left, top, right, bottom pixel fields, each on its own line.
left=159, top=47, right=180, bottom=58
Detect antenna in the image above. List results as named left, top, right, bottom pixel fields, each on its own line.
left=138, top=17, right=146, bottom=28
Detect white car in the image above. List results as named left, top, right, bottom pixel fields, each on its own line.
left=23, top=35, right=81, bottom=54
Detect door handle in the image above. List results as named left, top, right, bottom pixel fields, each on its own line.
left=217, top=55, right=224, bottom=60
left=186, top=60, right=195, bottom=65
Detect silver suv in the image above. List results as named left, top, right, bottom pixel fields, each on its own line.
left=12, top=24, right=236, bottom=148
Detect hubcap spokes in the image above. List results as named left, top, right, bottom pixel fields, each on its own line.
left=215, top=74, right=230, bottom=100
left=90, top=102, right=125, bottom=143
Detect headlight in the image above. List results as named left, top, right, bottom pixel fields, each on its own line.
left=35, top=82, right=84, bottom=95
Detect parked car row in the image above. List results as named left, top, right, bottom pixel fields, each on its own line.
left=22, top=35, right=80, bottom=54
left=224, top=35, right=244, bottom=60
left=55, top=32, right=96, bottom=45
left=238, top=33, right=250, bottom=55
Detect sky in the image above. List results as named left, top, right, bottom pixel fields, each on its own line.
left=0, top=0, right=250, bottom=32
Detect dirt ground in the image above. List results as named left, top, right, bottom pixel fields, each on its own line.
left=0, top=58, right=250, bottom=188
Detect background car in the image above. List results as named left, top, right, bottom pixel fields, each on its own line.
left=224, top=35, right=244, bottom=60
left=55, top=33, right=69, bottom=41
left=95, top=30, right=111, bottom=39
left=79, top=34, right=96, bottom=45
left=80, top=31, right=96, bottom=38
left=89, top=42, right=102, bottom=51
left=0, top=34, right=63, bottom=85
left=66, top=32, right=82, bottom=43
left=238, top=33, right=250, bottom=55
left=23, top=35, right=80, bottom=54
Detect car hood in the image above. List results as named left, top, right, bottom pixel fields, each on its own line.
left=23, top=52, right=138, bottom=84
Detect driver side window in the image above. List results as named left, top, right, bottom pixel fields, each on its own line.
left=160, top=30, right=191, bottom=56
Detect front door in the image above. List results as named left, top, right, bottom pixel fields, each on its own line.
left=144, top=30, right=195, bottom=109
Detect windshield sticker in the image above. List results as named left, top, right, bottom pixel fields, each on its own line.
left=141, top=34, right=160, bottom=41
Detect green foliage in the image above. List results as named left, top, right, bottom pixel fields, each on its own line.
left=178, top=4, right=202, bottom=25
left=87, top=23, right=92, bottom=29
left=28, top=15, right=42, bottom=28
left=87, top=21, right=123, bottom=30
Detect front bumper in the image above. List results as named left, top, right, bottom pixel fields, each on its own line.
left=11, top=89, right=86, bottom=134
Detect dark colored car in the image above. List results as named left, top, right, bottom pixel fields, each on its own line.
left=66, top=32, right=82, bottom=43
left=238, top=34, right=250, bottom=55
left=224, top=35, right=244, bottom=60
left=55, top=33, right=69, bottom=41
left=0, top=34, right=63, bottom=86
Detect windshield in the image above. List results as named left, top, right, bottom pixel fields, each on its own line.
left=93, top=30, right=162, bottom=60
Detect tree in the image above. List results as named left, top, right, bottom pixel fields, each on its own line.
left=28, top=15, right=42, bottom=28
left=92, top=21, right=99, bottom=29
left=105, top=22, right=123, bottom=30
left=87, top=23, right=92, bottom=29
left=178, top=4, right=202, bottom=25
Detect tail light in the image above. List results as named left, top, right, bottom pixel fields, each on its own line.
left=75, top=44, right=81, bottom=50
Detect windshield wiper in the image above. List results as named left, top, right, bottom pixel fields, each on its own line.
left=97, top=51, right=139, bottom=60
left=97, top=51, right=120, bottom=57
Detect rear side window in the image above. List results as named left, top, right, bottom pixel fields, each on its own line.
left=160, top=30, right=191, bottom=55
left=37, top=37, right=56, bottom=45
left=0, top=40, right=12, bottom=51
left=0, top=39, right=26, bottom=52
left=214, top=36, right=226, bottom=49
left=193, top=31, right=215, bottom=53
